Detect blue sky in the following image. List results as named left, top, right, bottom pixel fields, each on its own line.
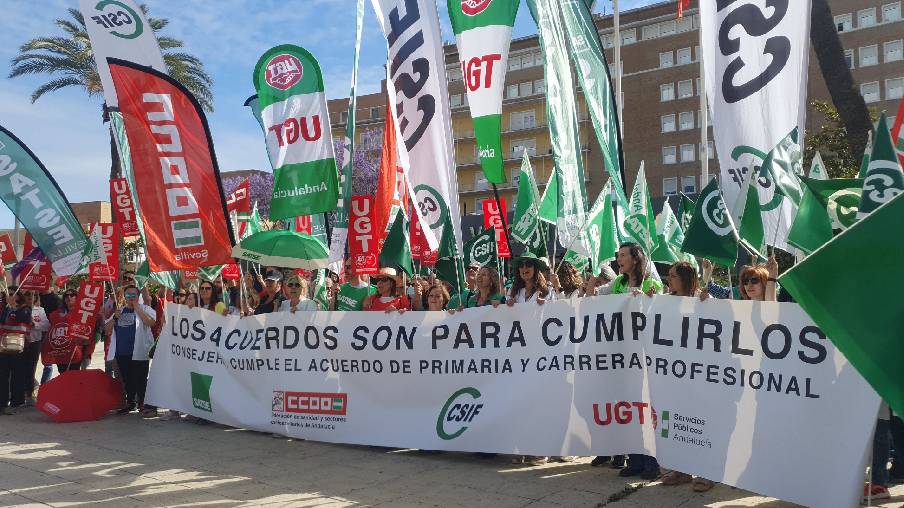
left=0, top=0, right=658, bottom=228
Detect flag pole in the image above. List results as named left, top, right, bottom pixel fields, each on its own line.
left=699, top=7, right=709, bottom=186
left=613, top=0, right=623, bottom=136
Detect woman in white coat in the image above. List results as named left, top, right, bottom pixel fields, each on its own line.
left=104, top=285, right=156, bottom=414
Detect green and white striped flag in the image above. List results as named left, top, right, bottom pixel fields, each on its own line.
left=623, top=163, right=657, bottom=255
left=808, top=151, right=828, bottom=180
left=651, top=201, right=681, bottom=264
left=511, top=151, right=546, bottom=255
left=858, top=112, right=904, bottom=218
left=447, top=0, right=519, bottom=184
left=76, top=225, right=105, bottom=274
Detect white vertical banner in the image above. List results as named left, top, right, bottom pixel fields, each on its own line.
left=701, top=0, right=811, bottom=250
left=370, top=0, right=463, bottom=253
left=80, top=0, right=167, bottom=107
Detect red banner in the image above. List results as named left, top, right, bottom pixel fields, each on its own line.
left=349, top=196, right=378, bottom=276
left=295, top=215, right=312, bottom=235
left=483, top=198, right=510, bottom=258
left=221, top=263, right=241, bottom=281
left=226, top=178, right=251, bottom=215
left=110, top=178, right=140, bottom=237
left=88, top=223, right=121, bottom=282
left=109, top=59, right=234, bottom=271
left=0, top=234, right=17, bottom=266
left=182, top=269, right=199, bottom=281
left=67, top=280, right=104, bottom=344
left=18, top=234, right=52, bottom=292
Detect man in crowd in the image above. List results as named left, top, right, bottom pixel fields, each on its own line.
left=254, top=271, right=283, bottom=314
left=331, top=259, right=375, bottom=311
left=448, top=262, right=480, bottom=309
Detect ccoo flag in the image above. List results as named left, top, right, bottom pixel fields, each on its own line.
left=109, top=59, right=235, bottom=272
left=253, top=45, right=339, bottom=220
left=681, top=178, right=738, bottom=267
left=447, top=0, right=519, bottom=184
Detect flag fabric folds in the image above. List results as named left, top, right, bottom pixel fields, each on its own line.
left=511, top=152, right=546, bottom=256
left=681, top=178, right=738, bottom=267
left=787, top=177, right=862, bottom=255
left=858, top=112, right=903, bottom=218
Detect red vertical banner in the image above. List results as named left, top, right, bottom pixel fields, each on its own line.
left=295, top=215, right=313, bottom=235
left=0, top=234, right=17, bottom=266
left=221, top=263, right=241, bottom=280
left=483, top=198, right=510, bottom=258
left=18, top=234, right=52, bottom=292
left=108, top=59, right=235, bottom=271
left=225, top=178, right=251, bottom=215
left=88, top=223, right=121, bottom=282
left=410, top=212, right=424, bottom=261
left=110, top=178, right=139, bottom=237
left=349, top=196, right=378, bottom=275
left=67, top=280, right=104, bottom=343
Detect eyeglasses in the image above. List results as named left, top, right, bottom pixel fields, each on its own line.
left=286, top=283, right=302, bottom=288
left=743, top=277, right=761, bottom=286
left=174, top=293, right=186, bottom=298
left=200, top=287, right=213, bottom=291
left=124, top=293, right=138, bottom=299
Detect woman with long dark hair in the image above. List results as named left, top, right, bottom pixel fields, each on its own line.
left=197, top=281, right=219, bottom=311
left=506, top=254, right=554, bottom=307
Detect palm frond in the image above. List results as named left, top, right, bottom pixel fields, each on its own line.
left=67, top=8, right=86, bottom=28
left=30, top=77, right=85, bottom=103
left=156, top=36, right=183, bottom=50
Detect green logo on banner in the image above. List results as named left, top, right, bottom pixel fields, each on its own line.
left=190, top=372, right=213, bottom=412
left=826, top=189, right=860, bottom=230
left=436, top=387, right=483, bottom=440
left=92, top=0, right=144, bottom=40
left=702, top=190, right=732, bottom=236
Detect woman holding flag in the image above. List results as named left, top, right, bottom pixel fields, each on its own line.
left=105, top=285, right=156, bottom=414
left=363, top=268, right=410, bottom=312
left=467, top=267, right=505, bottom=308
left=43, top=290, right=89, bottom=375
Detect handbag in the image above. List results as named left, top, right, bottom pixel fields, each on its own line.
left=0, top=331, right=25, bottom=354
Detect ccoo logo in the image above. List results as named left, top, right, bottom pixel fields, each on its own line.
left=461, top=0, right=493, bottom=16
left=265, top=54, right=303, bottom=91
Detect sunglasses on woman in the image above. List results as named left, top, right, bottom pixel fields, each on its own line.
left=743, top=277, right=761, bottom=285
left=200, top=286, right=213, bottom=291
left=286, top=282, right=302, bottom=288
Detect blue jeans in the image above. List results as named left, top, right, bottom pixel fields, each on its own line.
left=40, top=364, right=53, bottom=385
left=873, top=419, right=890, bottom=486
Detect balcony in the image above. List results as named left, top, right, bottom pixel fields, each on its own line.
left=455, top=147, right=589, bottom=170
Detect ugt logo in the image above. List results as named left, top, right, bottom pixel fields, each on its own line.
left=436, top=387, right=483, bottom=440
left=190, top=372, right=213, bottom=412
left=265, top=54, right=303, bottom=91
left=90, top=0, right=143, bottom=40
left=462, top=0, right=493, bottom=16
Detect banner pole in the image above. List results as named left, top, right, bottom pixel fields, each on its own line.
left=699, top=13, right=709, bottom=185
left=613, top=0, right=623, bottom=137
left=11, top=260, right=40, bottom=301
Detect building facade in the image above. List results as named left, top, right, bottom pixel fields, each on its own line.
left=327, top=0, right=904, bottom=217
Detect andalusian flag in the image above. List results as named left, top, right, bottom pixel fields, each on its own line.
left=781, top=192, right=904, bottom=417
left=787, top=177, right=862, bottom=254
left=809, top=151, right=828, bottom=180
left=511, top=152, right=546, bottom=255
left=760, top=127, right=804, bottom=205
left=681, top=179, right=738, bottom=267
left=447, top=0, right=519, bottom=184
left=624, top=164, right=657, bottom=254
left=584, top=180, right=619, bottom=275
left=858, top=112, right=904, bottom=218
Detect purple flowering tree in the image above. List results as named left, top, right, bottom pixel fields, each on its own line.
left=222, top=171, right=274, bottom=217
left=334, top=127, right=381, bottom=197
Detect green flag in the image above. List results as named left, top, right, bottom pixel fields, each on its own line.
left=198, top=265, right=224, bottom=282
left=511, top=152, right=546, bottom=255
left=808, top=151, right=828, bottom=180
left=253, top=45, right=338, bottom=220
left=760, top=127, right=804, bottom=205
left=650, top=201, right=681, bottom=264
left=135, top=260, right=180, bottom=291
left=858, top=130, right=873, bottom=179
left=584, top=180, right=619, bottom=275
left=447, top=0, right=519, bottom=184
left=312, top=269, right=330, bottom=310
left=379, top=212, right=413, bottom=276
left=562, top=249, right=589, bottom=272
left=733, top=175, right=765, bottom=259
left=240, top=203, right=264, bottom=240
left=858, top=112, right=904, bottom=218
left=681, top=179, right=738, bottom=267
left=787, top=177, right=863, bottom=255
left=677, top=192, right=695, bottom=233
left=463, top=227, right=497, bottom=268
left=780, top=192, right=904, bottom=416
left=76, top=226, right=105, bottom=275
left=623, top=164, right=657, bottom=254
left=538, top=169, right=558, bottom=224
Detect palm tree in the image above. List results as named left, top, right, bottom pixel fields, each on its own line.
left=8, top=6, right=213, bottom=178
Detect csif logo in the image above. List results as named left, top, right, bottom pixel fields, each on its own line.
left=265, top=54, right=303, bottom=91
left=461, top=0, right=493, bottom=16
left=91, top=0, right=144, bottom=40
left=190, top=372, right=213, bottom=412
left=436, top=387, right=483, bottom=440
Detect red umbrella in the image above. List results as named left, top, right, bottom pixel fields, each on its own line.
left=36, top=369, right=122, bottom=423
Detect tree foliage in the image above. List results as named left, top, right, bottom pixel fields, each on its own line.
left=804, top=101, right=876, bottom=179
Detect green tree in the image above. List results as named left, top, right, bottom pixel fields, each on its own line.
left=8, top=6, right=213, bottom=178
left=804, top=101, right=877, bottom=179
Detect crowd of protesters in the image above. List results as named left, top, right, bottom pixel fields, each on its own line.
left=0, top=242, right=901, bottom=500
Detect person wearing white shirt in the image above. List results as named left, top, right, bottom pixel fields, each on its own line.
left=278, top=273, right=320, bottom=312
left=506, top=253, right=556, bottom=307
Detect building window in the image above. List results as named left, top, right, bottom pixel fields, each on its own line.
left=511, top=139, right=537, bottom=157
left=509, top=55, right=522, bottom=71
left=660, top=51, right=674, bottom=68
left=507, top=84, right=519, bottom=99
left=885, top=40, right=903, bottom=63
left=602, top=33, right=614, bottom=49
left=677, top=17, right=693, bottom=33
left=520, top=54, right=534, bottom=69
left=708, top=141, right=715, bottom=159
left=663, top=177, right=678, bottom=196
left=338, top=111, right=348, bottom=124
left=681, top=176, right=697, bottom=194
left=883, top=2, right=901, bottom=22
left=887, top=77, right=904, bottom=100
left=835, top=13, right=853, bottom=31
left=447, top=65, right=462, bottom=82
left=450, top=94, right=462, bottom=107
left=861, top=81, right=881, bottom=103
left=860, top=45, right=879, bottom=67
left=661, top=114, right=676, bottom=133
left=677, top=79, right=694, bottom=98
left=519, top=81, right=533, bottom=97
left=642, top=24, right=659, bottom=40
left=510, top=110, right=537, bottom=131
left=661, top=83, right=675, bottom=102
left=622, top=28, right=637, bottom=45
left=859, top=7, right=877, bottom=27
left=660, top=20, right=676, bottom=37
left=663, top=146, right=677, bottom=165
left=461, top=202, right=467, bottom=215
left=534, top=79, right=545, bottom=93
left=696, top=77, right=701, bottom=96
left=845, top=49, right=855, bottom=69
left=680, top=144, right=696, bottom=163
left=677, top=47, right=692, bottom=65
left=370, top=107, right=382, bottom=119
left=679, top=111, right=695, bottom=131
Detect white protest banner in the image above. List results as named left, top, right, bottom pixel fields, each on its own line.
left=701, top=0, right=811, bottom=250
left=148, top=295, right=877, bottom=508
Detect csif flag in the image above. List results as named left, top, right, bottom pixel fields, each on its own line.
left=732, top=174, right=765, bottom=259
left=651, top=201, right=685, bottom=265
left=253, top=45, right=338, bottom=220
left=511, top=151, right=546, bottom=256
left=379, top=212, right=414, bottom=276
left=808, top=151, right=828, bottom=180
left=681, top=178, right=738, bottom=267
left=447, top=0, right=519, bottom=184
left=787, top=177, right=862, bottom=255
left=584, top=180, right=619, bottom=275
left=858, top=112, right=903, bottom=218
left=463, top=227, right=497, bottom=268
left=108, top=58, right=235, bottom=271
left=623, top=163, right=657, bottom=255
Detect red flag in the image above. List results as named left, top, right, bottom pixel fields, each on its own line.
left=221, top=263, right=241, bottom=281
left=108, top=59, right=235, bottom=271
left=349, top=196, right=379, bottom=276
left=225, top=178, right=251, bottom=215
left=18, top=234, right=52, bottom=292
left=87, top=223, right=121, bottom=282
left=0, top=234, right=17, bottom=266
left=182, top=269, right=199, bottom=281
left=295, top=215, right=313, bottom=234
left=892, top=97, right=904, bottom=169
left=483, top=198, right=511, bottom=258
left=67, top=280, right=104, bottom=345
left=110, top=178, right=139, bottom=237
left=373, top=98, right=406, bottom=247
left=677, top=0, right=690, bottom=18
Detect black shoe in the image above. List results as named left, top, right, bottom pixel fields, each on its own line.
left=591, top=456, right=611, bottom=467
left=611, top=455, right=626, bottom=469
left=116, top=403, right=136, bottom=415
left=640, top=467, right=661, bottom=480
left=618, top=465, right=644, bottom=477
